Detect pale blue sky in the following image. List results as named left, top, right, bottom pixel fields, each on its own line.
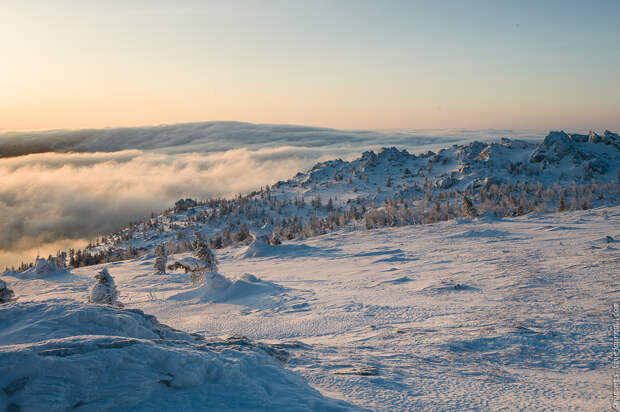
left=1, top=0, right=619, bottom=130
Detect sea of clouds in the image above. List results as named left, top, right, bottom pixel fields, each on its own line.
left=0, top=121, right=544, bottom=267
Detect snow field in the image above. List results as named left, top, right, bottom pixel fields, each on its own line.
left=2, top=206, right=618, bottom=410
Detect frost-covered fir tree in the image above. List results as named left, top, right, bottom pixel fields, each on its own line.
left=195, top=240, right=218, bottom=272
left=88, top=267, right=119, bottom=305
left=462, top=195, right=478, bottom=217
left=0, top=278, right=15, bottom=303
left=154, top=243, right=167, bottom=274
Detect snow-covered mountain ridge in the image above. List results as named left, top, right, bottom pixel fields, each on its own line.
left=7, top=130, right=620, bottom=270
left=275, top=129, right=619, bottom=200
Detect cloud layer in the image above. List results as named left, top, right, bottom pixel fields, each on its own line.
left=0, top=122, right=544, bottom=267
left=0, top=121, right=543, bottom=157
left=0, top=147, right=320, bottom=266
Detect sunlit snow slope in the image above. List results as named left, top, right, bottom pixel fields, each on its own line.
left=3, top=206, right=618, bottom=411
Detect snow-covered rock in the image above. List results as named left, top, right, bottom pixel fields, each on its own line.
left=244, top=224, right=277, bottom=258
left=0, top=301, right=351, bottom=411
left=167, top=256, right=208, bottom=273
left=455, top=141, right=487, bottom=161
left=529, top=131, right=572, bottom=163
left=0, top=279, right=14, bottom=303
left=437, top=176, right=456, bottom=189
left=249, top=224, right=274, bottom=243
left=568, top=133, right=588, bottom=143
left=603, top=129, right=620, bottom=149
left=244, top=240, right=275, bottom=258
left=588, top=130, right=602, bottom=143
left=173, top=198, right=197, bottom=212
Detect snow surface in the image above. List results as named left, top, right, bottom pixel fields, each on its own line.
left=0, top=301, right=353, bottom=411
left=2, top=206, right=619, bottom=410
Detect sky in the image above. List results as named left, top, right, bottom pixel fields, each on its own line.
left=1, top=0, right=619, bottom=131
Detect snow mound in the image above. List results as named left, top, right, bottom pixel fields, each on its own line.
left=169, top=273, right=285, bottom=303
left=373, top=276, right=414, bottom=287
left=0, top=301, right=354, bottom=411
left=243, top=240, right=276, bottom=258
left=243, top=224, right=278, bottom=258
left=167, top=256, right=209, bottom=272
left=0, top=301, right=191, bottom=345
left=419, top=281, right=480, bottom=295
left=448, top=229, right=509, bottom=239
left=17, top=258, right=71, bottom=279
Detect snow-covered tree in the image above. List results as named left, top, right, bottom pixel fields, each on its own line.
left=195, top=240, right=218, bottom=272
left=462, top=195, right=478, bottom=217
left=32, top=255, right=66, bottom=276
left=0, top=279, right=15, bottom=303
left=269, top=232, right=282, bottom=246
left=558, top=192, right=567, bottom=212
left=154, top=244, right=167, bottom=274
left=88, top=268, right=119, bottom=306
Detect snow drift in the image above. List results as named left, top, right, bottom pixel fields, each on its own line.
left=0, top=301, right=353, bottom=411
left=243, top=225, right=278, bottom=258
left=168, top=273, right=284, bottom=303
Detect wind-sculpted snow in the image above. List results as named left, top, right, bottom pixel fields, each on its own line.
left=169, top=273, right=285, bottom=303
left=0, top=301, right=356, bottom=411
left=2, top=124, right=618, bottom=409
left=16, top=257, right=71, bottom=279
left=243, top=226, right=278, bottom=258
left=3, top=206, right=618, bottom=410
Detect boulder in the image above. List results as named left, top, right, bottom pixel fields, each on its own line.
left=603, top=130, right=620, bottom=149
left=437, top=176, right=456, bottom=189
left=588, top=131, right=602, bottom=143
left=530, top=131, right=572, bottom=163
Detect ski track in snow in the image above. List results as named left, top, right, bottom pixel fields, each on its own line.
left=2, top=207, right=620, bottom=411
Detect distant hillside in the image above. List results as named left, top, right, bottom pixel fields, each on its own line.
left=8, top=130, right=619, bottom=271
